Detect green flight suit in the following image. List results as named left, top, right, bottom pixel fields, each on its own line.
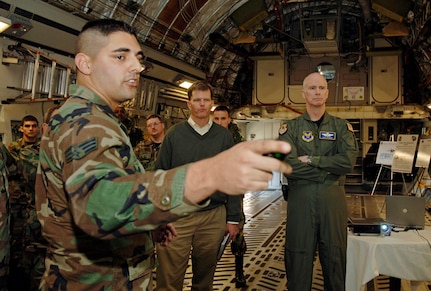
left=279, top=112, right=358, bottom=291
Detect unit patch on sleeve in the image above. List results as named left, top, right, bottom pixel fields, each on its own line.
left=319, top=131, right=336, bottom=140
left=279, top=123, right=288, bottom=135
left=302, top=131, right=314, bottom=142
left=347, top=122, right=354, bottom=133
left=65, top=137, right=98, bottom=163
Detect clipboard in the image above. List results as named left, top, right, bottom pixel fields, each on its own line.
left=217, top=234, right=230, bottom=260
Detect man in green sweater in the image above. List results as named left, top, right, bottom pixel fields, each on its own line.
left=156, top=81, right=241, bottom=290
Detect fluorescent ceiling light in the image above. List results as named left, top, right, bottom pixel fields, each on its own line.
left=0, top=16, right=11, bottom=33
left=173, top=74, right=195, bottom=89
left=178, top=81, right=193, bottom=89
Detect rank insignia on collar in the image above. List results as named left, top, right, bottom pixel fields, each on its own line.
left=279, top=123, right=288, bottom=135
left=319, top=131, right=336, bottom=140
left=302, top=131, right=314, bottom=142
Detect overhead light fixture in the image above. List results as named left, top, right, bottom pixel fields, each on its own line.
left=0, top=16, right=11, bottom=33
left=178, top=80, right=193, bottom=89
left=2, top=14, right=33, bottom=37
left=173, top=75, right=194, bottom=89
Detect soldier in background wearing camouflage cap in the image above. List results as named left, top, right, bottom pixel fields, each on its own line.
left=35, top=18, right=292, bottom=290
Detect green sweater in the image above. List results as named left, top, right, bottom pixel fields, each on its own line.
left=156, top=121, right=241, bottom=222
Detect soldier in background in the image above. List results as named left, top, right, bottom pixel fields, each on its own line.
left=7, top=115, right=41, bottom=290
left=213, top=105, right=247, bottom=288
left=134, top=114, right=165, bottom=171
left=19, top=106, right=61, bottom=291
left=0, top=141, right=14, bottom=291
left=213, top=105, right=244, bottom=144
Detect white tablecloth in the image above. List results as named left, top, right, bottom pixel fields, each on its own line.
left=346, top=227, right=431, bottom=291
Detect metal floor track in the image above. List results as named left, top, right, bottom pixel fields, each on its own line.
left=155, top=192, right=431, bottom=291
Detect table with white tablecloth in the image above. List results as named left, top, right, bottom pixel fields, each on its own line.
left=346, top=227, right=431, bottom=291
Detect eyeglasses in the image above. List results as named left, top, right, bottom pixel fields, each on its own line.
left=147, top=122, right=161, bottom=128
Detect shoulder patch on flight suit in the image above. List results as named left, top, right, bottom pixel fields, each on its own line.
left=65, top=137, right=98, bottom=163
left=302, top=131, right=314, bottom=142
left=279, top=123, right=288, bottom=135
left=347, top=122, right=354, bottom=133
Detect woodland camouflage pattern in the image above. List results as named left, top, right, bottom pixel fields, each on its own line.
left=8, top=137, right=45, bottom=289
left=0, top=142, right=13, bottom=282
left=134, top=138, right=162, bottom=171
left=228, top=123, right=244, bottom=145
left=36, top=84, right=204, bottom=290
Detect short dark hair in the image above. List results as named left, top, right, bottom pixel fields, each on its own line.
left=187, top=80, right=213, bottom=100
left=213, top=105, right=230, bottom=114
left=21, top=115, right=39, bottom=126
left=76, top=19, right=138, bottom=55
left=146, top=114, right=163, bottom=123
left=80, top=19, right=137, bottom=38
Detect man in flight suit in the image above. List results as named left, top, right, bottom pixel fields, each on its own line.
left=279, top=72, right=358, bottom=291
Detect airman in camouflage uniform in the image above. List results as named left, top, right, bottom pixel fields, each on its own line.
left=7, top=115, right=44, bottom=290
left=0, top=142, right=13, bottom=291
left=134, top=114, right=165, bottom=171
left=35, top=19, right=293, bottom=291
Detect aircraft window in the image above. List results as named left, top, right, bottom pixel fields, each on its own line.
left=316, top=62, right=335, bottom=81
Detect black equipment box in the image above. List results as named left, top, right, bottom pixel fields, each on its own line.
left=348, top=217, right=391, bottom=236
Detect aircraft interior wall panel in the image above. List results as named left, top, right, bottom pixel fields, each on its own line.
left=254, top=59, right=285, bottom=105
left=286, top=56, right=341, bottom=105
left=338, top=63, right=368, bottom=105
left=286, top=56, right=371, bottom=107
left=370, top=55, right=402, bottom=104
left=245, top=120, right=281, bottom=141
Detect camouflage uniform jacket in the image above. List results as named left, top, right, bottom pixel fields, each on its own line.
left=8, top=138, right=40, bottom=200
left=35, top=84, right=206, bottom=290
left=228, top=123, right=244, bottom=145
left=0, top=142, right=13, bottom=278
left=134, top=138, right=162, bottom=171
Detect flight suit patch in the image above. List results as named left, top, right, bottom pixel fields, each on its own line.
left=302, top=131, right=314, bottom=142
left=319, top=131, right=336, bottom=140
left=347, top=122, right=354, bottom=133
left=65, top=137, right=97, bottom=163
left=279, top=123, right=288, bottom=135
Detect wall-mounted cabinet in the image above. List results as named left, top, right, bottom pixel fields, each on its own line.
left=370, top=54, right=402, bottom=105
